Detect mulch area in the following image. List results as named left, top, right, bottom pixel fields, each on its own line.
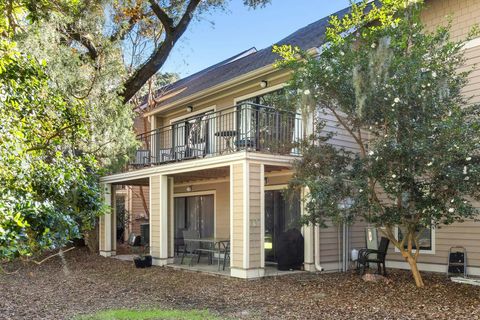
left=1, top=248, right=480, bottom=320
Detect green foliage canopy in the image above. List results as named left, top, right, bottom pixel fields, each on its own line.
left=0, top=40, right=107, bottom=260
left=275, top=0, right=480, bottom=286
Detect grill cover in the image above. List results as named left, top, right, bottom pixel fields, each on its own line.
left=276, top=228, right=304, bottom=271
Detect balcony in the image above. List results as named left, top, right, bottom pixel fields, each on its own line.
left=130, top=103, right=303, bottom=169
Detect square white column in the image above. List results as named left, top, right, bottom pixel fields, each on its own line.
left=150, top=175, right=169, bottom=266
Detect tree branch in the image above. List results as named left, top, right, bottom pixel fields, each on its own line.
left=30, top=247, right=75, bottom=265
left=65, top=28, right=99, bottom=61
left=0, top=264, right=21, bottom=275
left=148, top=0, right=174, bottom=34
left=327, top=105, right=366, bottom=157
left=122, top=0, right=201, bottom=103
left=27, top=123, right=79, bottom=152
left=110, top=16, right=139, bottom=42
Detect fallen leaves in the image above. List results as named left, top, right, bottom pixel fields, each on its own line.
left=0, top=248, right=479, bottom=319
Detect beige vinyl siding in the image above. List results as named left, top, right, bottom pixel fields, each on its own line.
left=319, top=110, right=365, bottom=153
left=231, top=163, right=244, bottom=268
left=126, top=186, right=150, bottom=238
left=380, top=0, right=480, bottom=270
left=386, top=219, right=480, bottom=268
left=149, top=175, right=161, bottom=258
left=248, top=163, right=262, bottom=268
left=318, top=0, right=480, bottom=270
left=460, top=47, right=480, bottom=104
left=127, top=186, right=149, bottom=219
left=173, top=180, right=230, bottom=239
left=349, top=219, right=369, bottom=251
left=264, top=172, right=292, bottom=186
left=154, top=70, right=290, bottom=128
left=422, top=0, right=480, bottom=104
left=422, top=0, right=480, bottom=41
left=320, top=225, right=342, bottom=270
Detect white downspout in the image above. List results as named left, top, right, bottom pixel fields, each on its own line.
left=342, top=223, right=348, bottom=272
left=314, top=225, right=323, bottom=271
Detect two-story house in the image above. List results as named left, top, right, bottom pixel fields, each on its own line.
left=98, top=0, right=480, bottom=279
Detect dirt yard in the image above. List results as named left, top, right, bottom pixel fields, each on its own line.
left=1, top=248, right=479, bottom=319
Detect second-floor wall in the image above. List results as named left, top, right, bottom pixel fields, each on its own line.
left=423, top=0, right=480, bottom=105
left=128, top=0, right=480, bottom=170
left=150, top=69, right=290, bottom=129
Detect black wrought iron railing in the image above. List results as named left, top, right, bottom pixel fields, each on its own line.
left=131, top=103, right=303, bottom=168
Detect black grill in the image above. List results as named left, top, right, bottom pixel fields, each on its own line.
left=276, top=228, right=304, bottom=271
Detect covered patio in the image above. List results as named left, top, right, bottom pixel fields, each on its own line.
left=99, top=152, right=309, bottom=279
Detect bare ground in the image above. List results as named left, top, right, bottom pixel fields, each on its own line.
left=1, top=248, right=480, bottom=320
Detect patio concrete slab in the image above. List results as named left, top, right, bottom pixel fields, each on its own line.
left=112, top=254, right=304, bottom=278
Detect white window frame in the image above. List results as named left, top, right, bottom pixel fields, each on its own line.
left=394, top=225, right=436, bottom=255
left=464, top=36, right=480, bottom=50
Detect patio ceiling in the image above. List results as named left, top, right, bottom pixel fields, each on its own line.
left=171, top=164, right=292, bottom=184
left=112, top=177, right=149, bottom=186
left=172, top=166, right=230, bottom=184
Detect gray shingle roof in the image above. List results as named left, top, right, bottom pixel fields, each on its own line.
left=150, top=6, right=351, bottom=111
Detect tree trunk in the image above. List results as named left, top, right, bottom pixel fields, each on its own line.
left=406, top=255, right=424, bottom=288
left=381, top=227, right=425, bottom=288
left=84, top=223, right=99, bottom=253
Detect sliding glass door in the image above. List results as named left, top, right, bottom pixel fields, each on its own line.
left=174, top=195, right=214, bottom=238
left=264, top=190, right=301, bottom=263
left=171, top=111, right=214, bottom=160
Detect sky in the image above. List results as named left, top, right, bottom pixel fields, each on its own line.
left=161, top=0, right=352, bottom=78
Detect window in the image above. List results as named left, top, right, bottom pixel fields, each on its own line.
left=395, top=226, right=435, bottom=254
left=174, top=195, right=214, bottom=238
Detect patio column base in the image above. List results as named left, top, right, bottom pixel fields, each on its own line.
left=304, top=262, right=316, bottom=272
left=230, top=267, right=265, bottom=279
left=152, top=257, right=172, bottom=266
left=100, top=250, right=116, bottom=257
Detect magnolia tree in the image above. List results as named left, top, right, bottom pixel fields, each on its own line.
left=0, top=41, right=108, bottom=261
left=275, top=0, right=480, bottom=287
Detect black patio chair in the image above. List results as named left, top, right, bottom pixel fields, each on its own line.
left=131, top=149, right=151, bottom=167
left=181, top=230, right=200, bottom=265
left=222, top=241, right=230, bottom=271
left=174, top=228, right=186, bottom=256
left=357, top=237, right=390, bottom=276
